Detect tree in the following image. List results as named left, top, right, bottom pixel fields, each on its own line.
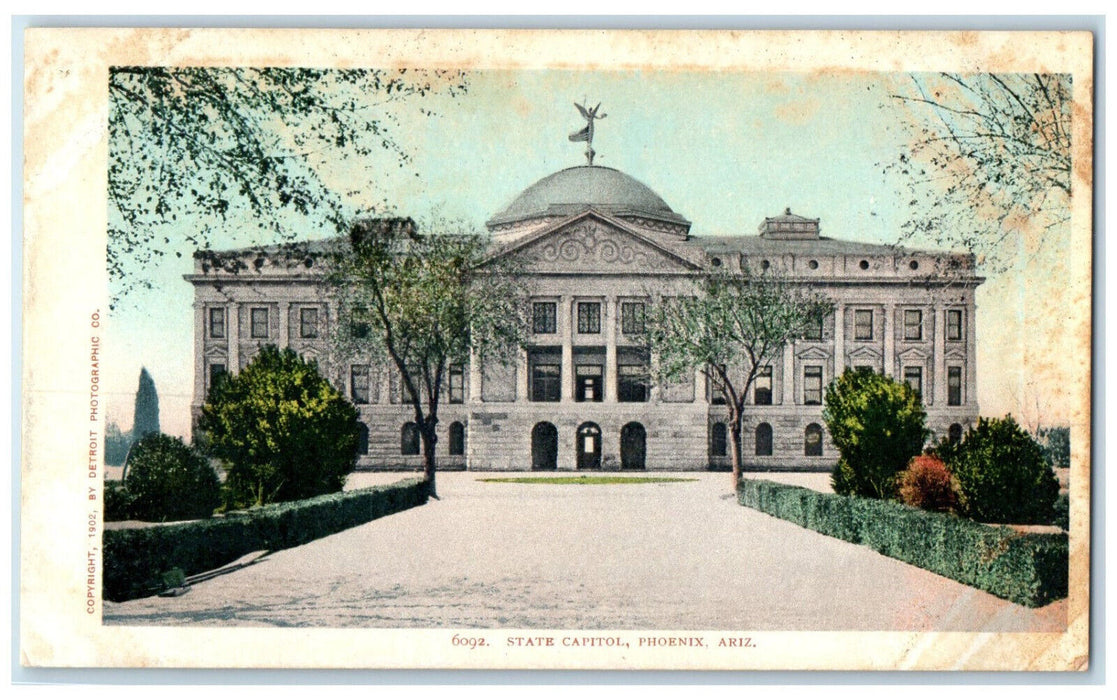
left=132, top=367, right=160, bottom=440
left=645, top=270, right=832, bottom=483
left=949, top=416, right=1060, bottom=524
left=124, top=433, right=221, bottom=522
left=108, top=67, right=468, bottom=307
left=1036, top=425, right=1071, bottom=468
left=327, top=218, right=527, bottom=498
left=198, top=345, right=361, bottom=507
left=104, top=420, right=132, bottom=466
left=823, top=368, right=928, bottom=500
left=885, top=73, right=1071, bottom=270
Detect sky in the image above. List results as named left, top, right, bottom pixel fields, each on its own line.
left=103, top=69, right=1078, bottom=439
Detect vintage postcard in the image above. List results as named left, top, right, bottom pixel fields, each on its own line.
left=19, top=27, right=1093, bottom=671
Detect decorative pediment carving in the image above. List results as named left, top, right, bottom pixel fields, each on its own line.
left=847, top=345, right=881, bottom=361
left=514, top=218, right=695, bottom=273
left=944, top=347, right=967, bottom=361
left=897, top=346, right=930, bottom=363
left=796, top=346, right=831, bottom=361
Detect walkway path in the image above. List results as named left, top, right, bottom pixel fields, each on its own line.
left=102, top=472, right=1064, bottom=631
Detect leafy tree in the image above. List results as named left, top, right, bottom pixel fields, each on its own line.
left=897, top=455, right=959, bottom=513
left=124, top=433, right=221, bottom=522
left=132, top=367, right=160, bottom=439
left=108, top=67, right=468, bottom=307
left=198, top=345, right=361, bottom=507
left=823, top=368, right=928, bottom=500
left=1036, top=425, right=1071, bottom=468
left=327, top=218, right=527, bottom=498
left=885, top=73, right=1071, bottom=270
left=104, top=420, right=132, bottom=466
left=949, top=416, right=1059, bottom=524
left=645, top=270, right=832, bottom=483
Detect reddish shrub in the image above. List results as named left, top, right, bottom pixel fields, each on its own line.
left=898, top=455, right=959, bottom=513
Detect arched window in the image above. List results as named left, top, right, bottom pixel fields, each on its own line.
left=710, top=422, right=727, bottom=457
left=804, top=423, right=823, bottom=457
left=948, top=423, right=963, bottom=444
left=755, top=423, right=773, bottom=457
left=401, top=422, right=420, bottom=456
left=356, top=423, right=370, bottom=456
left=449, top=421, right=465, bottom=456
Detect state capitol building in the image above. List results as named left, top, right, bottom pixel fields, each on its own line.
left=187, top=158, right=983, bottom=472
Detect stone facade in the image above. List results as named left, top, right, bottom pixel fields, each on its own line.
left=187, top=165, right=982, bottom=472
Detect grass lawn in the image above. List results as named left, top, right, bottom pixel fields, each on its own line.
left=477, top=475, right=699, bottom=485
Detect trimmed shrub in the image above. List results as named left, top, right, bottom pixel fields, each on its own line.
left=950, top=416, right=1060, bottom=525
left=103, top=478, right=428, bottom=602
left=1052, top=493, right=1070, bottom=531
left=898, top=455, right=959, bottom=513
left=1036, top=426, right=1070, bottom=468
left=125, top=433, right=221, bottom=522
left=738, top=478, right=1067, bottom=607
left=103, top=480, right=134, bottom=521
left=198, top=346, right=361, bottom=508
left=824, top=368, right=928, bottom=500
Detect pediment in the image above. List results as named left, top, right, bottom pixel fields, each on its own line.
left=492, top=211, right=701, bottom=274
left=796, top=346, right=831, bottom=361
left=944, top=347, right=967, bottom=361
left=203, top=346, right=228, bottom=361
left=847, top=345, right=881, bottom=361
left=897, top=347, right=930, bottom=363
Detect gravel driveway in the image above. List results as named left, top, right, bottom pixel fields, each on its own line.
left=102, top=472, right=1064, bottom=631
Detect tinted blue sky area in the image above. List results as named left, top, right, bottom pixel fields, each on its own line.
left=104, top=69, right=1070, bottom=438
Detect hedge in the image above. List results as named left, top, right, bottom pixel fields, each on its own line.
left=103, top=478, right=428, bottom=602
left=737, top=479, right=1067, bottom=608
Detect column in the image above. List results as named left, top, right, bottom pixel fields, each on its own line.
left=279, top=301, right=290, bottom=347
left=883, top=304, right=895, bottom=377
left=604, top=298, right=617, bottom=403
left=468, top=346, right=482, bottom=403
left=782, top=343, right=795, bottom=405
left=833, top=303, right=845, bottom=374
left=561, top=295, right=574, bottom=401
left=192, top=303, right=206, bottom=404
left=516, top=347, right=529, bottom=403
left=228, top=303, right=240, bottom=373
left=966, top=300, right=978, bottom=409
left=933, top=304, right=946, bottom=407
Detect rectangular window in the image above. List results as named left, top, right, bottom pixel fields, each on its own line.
left=250, top=307, right=269, bottom=339
left=620, top=301, right=646, bottom=335
left=854, top=310, right=873, bottom=341
left=299, top=307, right=319, bottom=338
left=946, top=309, right=964, bottom=341
left=208, top=308, right=226, bottom=339
left=904, top=366, right=923, bottom=399
left=803, top=365, right=823, bottom=405
left=350, top=365, right=370, bottom=405
left=532, top=302, right=557, bottom=334
left=575, top=365, right=603, bottom=402
left=904, top=309, right=923, bottom=341
left=708, top=365, right=727, bottom=405
left=948, top=366, right=963, bottom=406
left=400, top=369, right=419, bottom=405
left=531, top=364, right=561, bottom=402
left=803, top=315, right=823, bottom=341
left=448, top=365, right=464, bottom=404
left=208, top=363, right=226, bottom=390
left=577, top=301, right=601, bottom=334
left=754, top=366, right=773, bottom=405
left=618, top=364, right=649, bottom=403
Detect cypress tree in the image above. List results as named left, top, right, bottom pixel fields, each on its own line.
left=132, top=367, right=160, bottom=439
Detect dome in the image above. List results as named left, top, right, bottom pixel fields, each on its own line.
left=486, top=165, right=690, bottom=229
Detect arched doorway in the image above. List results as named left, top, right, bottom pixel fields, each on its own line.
left=531, top=422, right=558, bottom=470
left=620, top=422, right=646, bottom=470
left=576, top=422, right=602, bottom=470
left=804, top=423, right=824, bottom=457
left=448, top=421, right=465, bottom=456
left=755, top=422, right=773, bottom=456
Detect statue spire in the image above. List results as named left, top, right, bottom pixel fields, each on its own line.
left=569, top=102, right=607, bottom=166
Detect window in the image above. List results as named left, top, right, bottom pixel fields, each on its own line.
left=854, top=310, right=873, bottom=340
left=805, top=423, right=824, bottom=457
left=754, top=366, right=772, bottom=405
left=903, top=366, right=923, bottom=399
left=618, top=364, right=649, bottom=403
left=708, top=365, right=727, bottom=405
left=904, top=309, right=923, bottom=341
left=448, top=365, right=464, bottom=404
left=803, top=315, right=823, bottom=341
left=946, top=309, right=964, bottom=341
left=401, top=422, right=420, bottom=456
left=208, top=308, right=226, bottom=339
left=350, top=365, right=370, bottom=404
left=350, top=306, right=370, bottom=339
left=250, top=307, right=269, bottom=339
left=299, top=307, right=319, bottom=338
left=948, top=423, right=963, bottom=444
left=575, top=365, right=603, bottom=402
left=710, top=423, right=727, bottom=458
left=621, top=301, right=646, bottom=335
left=208, top=363, right=226, bottom=390
left=803, top=365, right=823, bottom=405
left=755, top=423, right=773, bottom=457
left=532, top=302, right=557, bottom=334
left=448, top=422, right=465, bottom=456
left=400, top=369, right=418, bottom=404
left=531, top=364, right=561, bottom=402
left=577, top=301, right=601, bottom=334
left=948, top=366, right=963, bottom=406
left=356, top=423, right=369, bottom=455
